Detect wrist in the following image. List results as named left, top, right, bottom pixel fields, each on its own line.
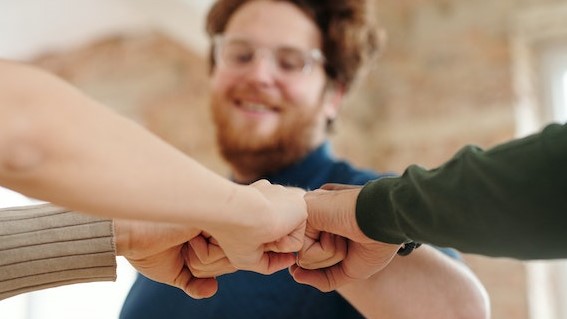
left=356, top=179, right=408, bottom=244
left=112, top=219, right=129, bottom=256
left=202, top=183, right=272, bottom=244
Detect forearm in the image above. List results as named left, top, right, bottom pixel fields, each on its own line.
left=337, top=246, right=489, bottom=319
left=0, top=60, right=249, bottom=226
left=0, top=204, right=116, bottom=301
left=356, top=123, right=567, bottom=258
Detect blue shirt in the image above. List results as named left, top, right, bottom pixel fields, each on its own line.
left=119, top=143, right=394, bottom=319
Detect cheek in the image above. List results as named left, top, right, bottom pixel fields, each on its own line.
left=210, top=69, right=235, bottom=95
left=282, top=78, right=325, bottom=108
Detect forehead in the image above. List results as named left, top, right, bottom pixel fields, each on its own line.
left=224, top=0, right=322, bottom=49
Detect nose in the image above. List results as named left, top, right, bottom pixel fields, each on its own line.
left=242, top=51, right=277, bottom=86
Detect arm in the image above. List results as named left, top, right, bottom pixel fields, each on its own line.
left=292, top=124, right=565, bottom=317
left=336, top=246, right=490, bottom=319
left=357, top=123, right=567, bottom=259
left=0, top=203, right=216, bottom=301
left=295, top=187, right=489, bottom=319
left=0, top=60, right=306, bottom=272
left=0, top=59, right=266, bottom=224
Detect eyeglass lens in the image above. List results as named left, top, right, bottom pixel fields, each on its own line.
left=218, top=39, right=314, bottom=74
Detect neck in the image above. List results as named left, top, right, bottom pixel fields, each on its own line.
left=231, top=169, right=261, bottom=185
left=227, top=142, right=328, bottom=185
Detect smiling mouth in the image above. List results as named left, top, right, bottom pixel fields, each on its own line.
left=235, top=99, right=279, bottom=113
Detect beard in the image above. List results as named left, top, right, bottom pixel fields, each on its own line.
left=211, top=94, right=324, bottom=180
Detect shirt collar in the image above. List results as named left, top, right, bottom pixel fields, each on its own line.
left=263, top=142, right=335, bottom=188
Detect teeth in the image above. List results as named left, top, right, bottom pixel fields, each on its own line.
left=241, top=102, right=271, bottom=112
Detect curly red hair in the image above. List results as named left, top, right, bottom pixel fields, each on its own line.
left=205, top=0, right=383, bottom=91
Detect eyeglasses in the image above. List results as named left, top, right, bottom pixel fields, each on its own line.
left=213, top=35, right=325, bottom=77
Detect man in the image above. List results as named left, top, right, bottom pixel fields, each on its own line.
left=120, top=1, right=489, bottom=318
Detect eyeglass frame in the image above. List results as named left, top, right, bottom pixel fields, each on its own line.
left=212, top=34, right=326, bottom=77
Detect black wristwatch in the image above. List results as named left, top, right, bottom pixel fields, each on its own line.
left=397, top=242, right=422, bottom=256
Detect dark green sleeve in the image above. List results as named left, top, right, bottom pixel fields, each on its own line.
left=356, top=123, right=567, bottom=259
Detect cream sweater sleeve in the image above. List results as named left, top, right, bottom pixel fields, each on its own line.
left=0, top=203, right=116, bottom=300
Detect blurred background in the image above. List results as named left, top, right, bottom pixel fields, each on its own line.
left=0, top=0, right=566, bottom=318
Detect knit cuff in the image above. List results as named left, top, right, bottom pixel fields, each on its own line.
left=0, top=203, right=116, bottom=300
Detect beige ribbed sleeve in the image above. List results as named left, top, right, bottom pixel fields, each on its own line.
left=0, top=203, right=117, bottom=300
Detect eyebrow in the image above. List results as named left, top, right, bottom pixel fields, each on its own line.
left=222, top=35, right=316, bottom=52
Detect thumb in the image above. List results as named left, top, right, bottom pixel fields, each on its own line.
left=320, top=183, right=361, bottom=191
left=304, top=188, right=364, bottom=242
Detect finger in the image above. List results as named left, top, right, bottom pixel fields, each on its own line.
left=176, top=247, right=219, bottom=299
left=286, top=186, right=307, bottom=196
left=187, top=246, right=237, bottom=277
left=320, top=232, right=347, bottom=266
left=242, top=252, right=296, bottom=275
left=299, top=224, right=319, bottom=253
left=303, top=222, right=320, bottom=242
left=319, top=183, right=361, bottom=191
left=185, top=244, right=236, bottom=278
left=264, top=223, right=305, bottom=253
left=209, top=237, right=220, bottom=246
left=297, top=232, right=347, bottom=269
left=251, top=179, right=271, bottom=187
left=189, top=234, right=226, bottom=264
left=289, top=264, right=344, bottom=292
left=199, top=232, right=220, bottom=246
left=294, top=225, right=318, bottom=266
left=185, top=276, right=219, bottom=299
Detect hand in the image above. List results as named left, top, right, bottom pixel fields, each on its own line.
left=186, top=232, right=236, bottom=278
left=290, top=184, right=400, bottom=292
left=114, top=219, right=218, bottom=299
left=187, top=229, right=311, bottom=278
left=296, top=224, right=347, bottom=270
left=206, top=180, right=307, bottom=275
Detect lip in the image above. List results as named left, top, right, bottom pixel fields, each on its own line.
left=233, top=98, right=281, bottom=116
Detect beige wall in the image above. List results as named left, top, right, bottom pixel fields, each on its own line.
left=28, top=1, right=567, bottom=318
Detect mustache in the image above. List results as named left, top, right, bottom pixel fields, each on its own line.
left=229, top=86, right=281, bottom=107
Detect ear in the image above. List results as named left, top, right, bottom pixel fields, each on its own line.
left=322, top=83, right=345, bottom=121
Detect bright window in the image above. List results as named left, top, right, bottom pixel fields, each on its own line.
left=542, top=41, right=567, bottom=123
left=526, top=40, right=567, bottom=319
left=562, top=70, right=567, bottom=117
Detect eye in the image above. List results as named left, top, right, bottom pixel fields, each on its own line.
left=222, top=42, right=255, bottom=66
left=276, top=49, right=306, bottom=73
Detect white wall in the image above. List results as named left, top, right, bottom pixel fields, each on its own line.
left=0, top=0, right=150, bottom=60
left=0, top=0, right=212, bottom=61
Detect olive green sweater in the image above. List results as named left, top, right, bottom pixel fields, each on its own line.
left=0, top=204, right=116, bottom=300
left=357, top=123, right=567, bottom=259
